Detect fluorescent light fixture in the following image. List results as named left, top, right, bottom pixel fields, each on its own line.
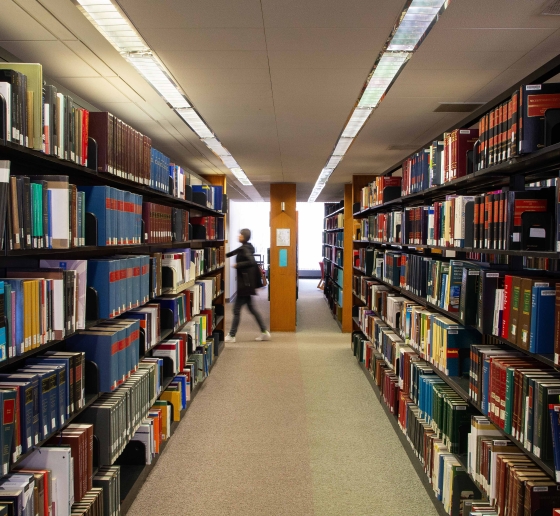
left=202, top=137, right=231, bottom=157
left=308, top=0, right=449, bottom=201
left=176, top=108, right=213, bottom=138
left=75, top=0, right=254, bottom=188
left=326, top=156, right=343, bottom=168
left=388, top=0, right=447, bottom=52
left=333, top=137, right=354, bottom=156
left=230, top=167, right=253, bottom=186
left=341, top=108, right=372, bottom=138
left=358, top=52, right=410, bottom=108
left=221, top=155, right=240, bottom=168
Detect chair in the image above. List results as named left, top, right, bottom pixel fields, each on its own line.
left=318, top=261, right=325, bottom=290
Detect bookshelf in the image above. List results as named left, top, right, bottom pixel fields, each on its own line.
left=0, top=98, right=227, bottom=514
left=350, top=60, right=560, bottom=515
left=322, top=201, right=344, bottom=329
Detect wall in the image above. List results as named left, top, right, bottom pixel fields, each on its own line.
left=227, top=201, right=271, bottom=300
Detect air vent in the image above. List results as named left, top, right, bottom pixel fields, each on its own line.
left=387, top=144, right=419, bottom=151
left=541, top=0, right=560, bottom=15
left=434, top=103, right=485, bottom=113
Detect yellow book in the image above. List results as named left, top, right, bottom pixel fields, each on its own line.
left=32, top=280, right=39, bottom=348
left=153, top=401, right=170, bottom=439
left=160, top=390, right=181, bottom=422
left=23, top=281, right=32, bottom=352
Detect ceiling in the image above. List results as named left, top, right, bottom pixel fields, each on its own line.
left=0, top=0, right=560, bottom=201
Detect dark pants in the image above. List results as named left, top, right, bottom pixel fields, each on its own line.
left=229, top=295, right=266, bottom=336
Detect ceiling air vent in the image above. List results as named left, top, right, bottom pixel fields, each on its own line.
left=387, top=144, right=420, bottom=151
left=541, top=0, right=560, bottom=15
left=434, top=103, right=485, bottom=112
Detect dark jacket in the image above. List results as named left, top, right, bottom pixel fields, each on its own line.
left=227, top=242, right=258, bottom=296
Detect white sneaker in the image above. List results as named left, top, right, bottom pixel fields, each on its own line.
left=255, top=331, right=271, bottom=341
left=225, top=334, right=236, bottom=343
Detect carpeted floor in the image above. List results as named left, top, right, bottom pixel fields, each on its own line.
left=127, top=280, right=438, bottom=516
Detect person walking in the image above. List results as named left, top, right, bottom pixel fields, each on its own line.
left=225, top=228, right=271, bottom=342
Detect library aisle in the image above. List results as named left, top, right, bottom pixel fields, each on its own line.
left=127, top=280, right=438, bottom=516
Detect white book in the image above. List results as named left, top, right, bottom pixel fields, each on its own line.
left=0, top=83, right=11, bottom=141
left=18, top=446, right=73, bottom=516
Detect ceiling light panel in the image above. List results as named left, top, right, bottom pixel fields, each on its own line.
left=341, top=108, right=372, bottom=138
left=388, top=0, right=447, bottom=51
left=333, top=137, right=354, bottom=156
left=75, top=0, right=253, bottom=188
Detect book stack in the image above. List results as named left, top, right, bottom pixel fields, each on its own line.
left=87, top=256, right=150, bottom=320
left=0, top=351, right=85, bottom=461
left=76, top=363, right=157, bottom=466
left=142, top=202, right=172, bottom=244
left=79, top=186, right=143, bottom=246
left=190, top=216, right=224, bottom=240
left=92, top=466, right=120, bottom=516
left=88, top=112, right=152, bottom=185
left=8, top=175, right=85, bottom=251
left=325, top=213, right=344, bottom=230
left=66, top=319, right=140, bottom=393
left=359, top=176, right=402, bottom=210
left=172, top=208, right=189, bottom=242
left=127, top=304, right=161, bottom=352
left=150, top=148, right=171, bottom=193
left=156, top=292, right=190, bottom=332
left=191, top=184, right=224, bottom=211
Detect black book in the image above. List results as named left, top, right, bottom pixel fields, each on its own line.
left=476, top=270, right=504, bottom=335
left=0, top=70, right=20, bottom=144
left=22, top=176, right=31, bottom=249
left=15, top=177, right=24, bottom=250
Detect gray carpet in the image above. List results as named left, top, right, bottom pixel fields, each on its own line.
left=127, top=280, right=438, bottom=516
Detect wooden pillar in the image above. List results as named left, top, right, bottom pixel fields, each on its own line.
left=342, top=184, right=353, bottom=332
left=270, top=183, right=297, bottom=332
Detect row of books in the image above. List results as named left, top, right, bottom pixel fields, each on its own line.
left=2, top=167, right=225, bottom=251
left=0, top=65, right=228, bottom=212
left=0, top=351, right=86, bottom=467
left=0, top=428, right=113, bottom=516
left=353, top=328, right=560, bottom=515
left=322, top=231, right=343, bottom=247
left=161, top=248, right=224, bottom=290
left=359, top=176, right=402, bottom=210
left=324, top=202, right=343, bottom=217
left=190, top=184, right=225, bottom=212
left=324, top=261, right=343, bottom=286
left=324, top=213, right=344, bottom=230
left=354, top=183, right=557, bottom=252
left=322, top=246, right=342, bottom=265
left=355, top=249, right=560, bottom=356
left=143, top=204, right=224, bottom=244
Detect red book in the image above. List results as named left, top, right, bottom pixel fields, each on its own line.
left=502, top=275, right=513, bottom=339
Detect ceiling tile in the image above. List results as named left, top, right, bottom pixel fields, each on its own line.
left=265, top=28, right=389, bottom=52
left=0, top=40, right=99, bottom=77
left=58, top=77, right=131, bottom=104
left=0, top=1, right=57, bottom=40
left=22, top=0, right=78, bottom=40
left=120, top=0, right=263, bottom=29
left=438, top=0, right=560, bottom=29
left=407, top=50, right=527, bottom=71
left=63, top=41, right=117, bottom=77
left=141, top=28, right=266, bottom=52
left=261, top=0, right=403, bottom=28
left=157, top=50, right=269, bottom=69
left=268, top=50, right=377, bottom=70
left=419, top=28, right=556, bottom=54
left=101, top=102, right=155, bottom=122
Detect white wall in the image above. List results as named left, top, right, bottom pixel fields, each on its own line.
left=228, top=201, right=271, bottom=299
left=297, top=202, right=324, bottom=271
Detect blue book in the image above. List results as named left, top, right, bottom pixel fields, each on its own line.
left=171, top=376, right=187, bottom=409
left=212, top=186, right=223, bottom=212
left=79, top=186, right=112, bottom=246
left=529, top=286, right=556, bottom=354
left=47, top=189, right=52, bottom=248
left=66, top=331, right=118, bottom=392
left=0, top=282, right=6, bottom=361
left=26, top=358, right=67, bottom=426
left=116, top=188, right=124, bottom=245
left=0, top=381, right=34, bottom=454
left=550, top=404, right=560, bottom=482
left=19, top=367, right=58, bottom=437
left=87, top=259, right=115, bottom=319
left=1, top=280, right=23, bottom=355
left=0, top=389, right=16, bottom=474
left=481, top=357, right=491, bottom=415
left=0, top=374, right=39, bottom=446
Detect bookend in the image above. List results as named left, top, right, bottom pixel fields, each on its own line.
left=116, top=440, right=148, bottom=466
left=381, top=186, right=401, bottom=204
left=521, top=211, right=553, bottom=250
left=191, top=224, right=207, bottom=240
left=212, top=330, right=224, bottom=356
left=160, top=266, right=174, bottom=291
left=138, top=327, right=147, bottom=357
left=87, top=137, right=98, bottom=172
left=140, top=219, right=145, bottom=244
left=184, top=184, right=192, bottom=202
left=85, top=212, right=98, bottom=246
left=160, top=307, right=175, bottom=334
left=545, top=108, right=560, bottom=147
left=192, top=191, right=207, bottom=207
left=214, top=303, right=224, bottom=317
left=450, top=471, right=481, bottom=516
left=85, top=287, right=99, bottom=323
left=188, top=223, right=193, bottom=241
left=221, top=194, right=228, bottom=214
left=84, top=360, right=100, bottom=396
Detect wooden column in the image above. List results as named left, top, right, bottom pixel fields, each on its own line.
left=270, top=183, right=297, bottom=332
left=342, top=184, right=354, bottom=332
